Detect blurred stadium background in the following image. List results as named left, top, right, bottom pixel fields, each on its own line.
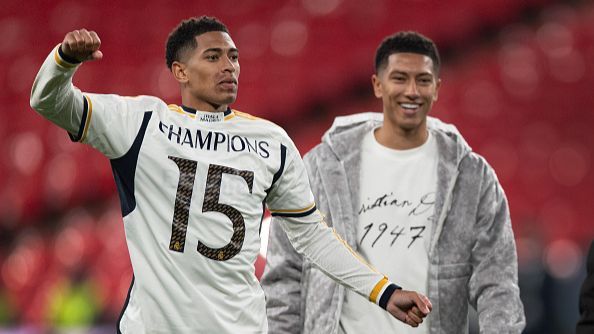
left=1, top=0, right=593, bottom=332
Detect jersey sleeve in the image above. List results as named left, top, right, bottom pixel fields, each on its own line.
left=30, top=44, right=157, bottom=159
left=265, top=140, right=319, bottom=223
left=277, top=216, right=401, bottom=309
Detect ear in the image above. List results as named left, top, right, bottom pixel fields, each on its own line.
left=433, top=77, right=441, bottom=102
left=171, top=61, right=188, bottom=84
left=371, top=74, right=382, bottom=98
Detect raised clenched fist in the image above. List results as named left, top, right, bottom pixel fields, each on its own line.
left=60, top=29, right=103, bottom=63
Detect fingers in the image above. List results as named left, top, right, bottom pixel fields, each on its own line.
left=411, top=292, right=431, bottom=315
left=406, top=305, right=425, bottom=326
left=88, top=30, right=103, bottom=61
left=88, top=31, right=101, bottom=49
left=398, top=310, right=423, bottom=327
left=386, top=290, right=432, bottom=328
left=387, top=304, right=409, bottom=325
left=61, top=29, right=101, bottom=62
left=386, top=293, right=423, bottom=327
left=421, top=293, right=433, bottom=312
left=410, top=306, right=424, bottom=320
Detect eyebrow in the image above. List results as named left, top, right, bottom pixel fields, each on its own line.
left=203, top=47, right=239, bottom=54
left=389, top=70, right=433, bottom=77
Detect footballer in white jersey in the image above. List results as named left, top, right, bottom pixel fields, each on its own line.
left=30, top=16, right=431, bottom=334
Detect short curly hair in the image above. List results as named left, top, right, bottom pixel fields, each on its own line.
left=374, top=31, right=440, bottom=75
left=165, top=16, right=229, bottom=69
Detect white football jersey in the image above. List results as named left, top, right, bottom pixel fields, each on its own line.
left=109, top=105, right=319, bottom=334
left=31, top=45, right=399, bottom=334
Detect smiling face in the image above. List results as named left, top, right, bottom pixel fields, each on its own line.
left=172, top=31, right=240, bottom=112
left=372, top=52, right=440, bottom=143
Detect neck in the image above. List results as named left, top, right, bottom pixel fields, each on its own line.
left=374, top=121, right=428, bottom=150
left=181, top=92, right=228, bottom=113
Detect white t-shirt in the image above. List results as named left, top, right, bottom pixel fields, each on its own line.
left=31, top=45, right=398, bottom=334
left=339, top=128, right=438, bottom=334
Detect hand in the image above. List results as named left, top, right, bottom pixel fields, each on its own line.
left=60, top=29, right=103, bottom=62
left=386, top=290, right=432, bottom=327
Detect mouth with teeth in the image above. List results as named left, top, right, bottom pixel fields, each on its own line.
left=399, top=102, right=422, bottom=114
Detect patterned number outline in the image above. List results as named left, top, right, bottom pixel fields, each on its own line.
left=168, top=157, right=254, bottom=261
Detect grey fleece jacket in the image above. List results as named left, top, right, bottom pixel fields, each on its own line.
left=261, top=113, right=525, bottom=334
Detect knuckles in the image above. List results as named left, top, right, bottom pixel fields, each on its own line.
left=64, top=29, right=100, bottom=51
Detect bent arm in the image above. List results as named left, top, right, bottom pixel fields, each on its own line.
left=31, top=40, right=156, bottom=159
left=30, top=44, right=86, bottom=137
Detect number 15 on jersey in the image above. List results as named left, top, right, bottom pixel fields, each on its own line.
left=168, top=156, right=254, bottom=261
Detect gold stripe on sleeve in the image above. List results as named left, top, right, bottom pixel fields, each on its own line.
left=53, top=45, right=78, bottom=69
left=269, top=202, right=316, bottom=214
left=369, top=277, right=389, bottom=304
left=331, top=228, right=379, bottom=274
left=80, top=95, right=93, bottom=142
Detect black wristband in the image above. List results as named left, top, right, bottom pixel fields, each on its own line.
left=379, top=283, right=402, bottom=310
left=58, top=45, right=82, bottom=64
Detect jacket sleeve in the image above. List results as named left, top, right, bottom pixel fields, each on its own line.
left=260, top=151, right=319, bottom=334
left=467, top=161, right=526, bottom=333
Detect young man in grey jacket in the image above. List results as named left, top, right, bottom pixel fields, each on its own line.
left=261, top=31, right=525, bottom=333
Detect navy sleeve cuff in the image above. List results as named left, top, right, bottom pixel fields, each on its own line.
left=58, top=45, right=82, bottom=64
left=379, top=283, right=402, bottom=310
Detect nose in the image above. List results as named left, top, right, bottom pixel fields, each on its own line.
left=404, top=80, right=419, bottom=98
left=222, top=55, right=236, bottom=73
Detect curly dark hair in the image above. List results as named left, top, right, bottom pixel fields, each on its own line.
left=374, top=31, right=440, bottom=75
left=165, top=16, right=229, bottom=69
